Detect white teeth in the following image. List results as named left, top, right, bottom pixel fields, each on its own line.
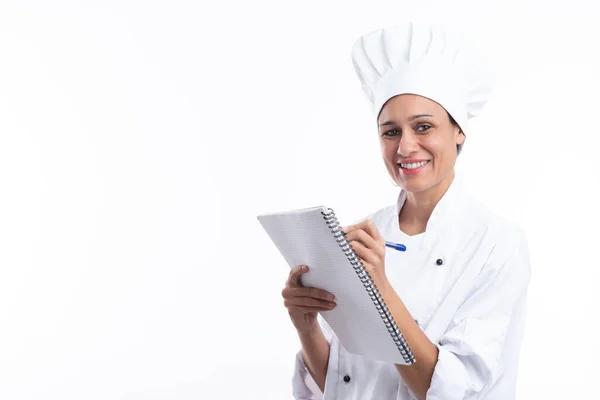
left=400, top=161, right=428, bottom=169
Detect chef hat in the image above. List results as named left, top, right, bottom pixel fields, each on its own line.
left=351, top=22, right=493, bottom=137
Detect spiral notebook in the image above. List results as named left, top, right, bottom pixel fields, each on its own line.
left=257, top=206, right=415, bottom=365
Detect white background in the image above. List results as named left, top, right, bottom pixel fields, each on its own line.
left=1, top=1, right=599, bottom=399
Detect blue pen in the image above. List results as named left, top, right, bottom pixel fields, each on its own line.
left=385, top=241, right=407, bottom=252
left=342, top=230, right=406, bottom=252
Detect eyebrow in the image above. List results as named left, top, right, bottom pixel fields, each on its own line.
left=378, top=114, right=434, bottom=127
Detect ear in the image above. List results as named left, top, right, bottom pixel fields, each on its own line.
left=456, top=130, right=466, bottom=145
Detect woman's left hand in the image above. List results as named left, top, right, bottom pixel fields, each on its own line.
left=343, top=220, right=391, bottom=293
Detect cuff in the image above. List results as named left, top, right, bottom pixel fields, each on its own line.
left=291, top=318, right=340, bottom=400
left=292, top=349, right=323, bottom=400
left=425, top=343, right=471, bottom=400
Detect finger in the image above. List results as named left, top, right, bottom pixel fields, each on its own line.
left=342, top=222, right=360, bottom=234
left=342, top=219, right=371, bottom=234
left=346, top=230, right=382, bottom=259
left=286, top=265, right=308, bottom=287
left=288, top=305, right=335, bottom=315
left=349, top=229, right=379, bottom=249
left=284, top=297, right=336, bottom=309
left=363, top=219, right=383, bottom=241
left=349, top=240, right=379, bottom=265
left=282, top=286, right=335, bottom=302
left=343, top=220, right=383, bottom=243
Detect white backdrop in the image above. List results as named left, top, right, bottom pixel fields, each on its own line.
left=1, top=1, right=599, bottom=399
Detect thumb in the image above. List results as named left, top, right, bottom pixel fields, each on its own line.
left=342, top=225, right=355, bottom=234
left=287, top=264, right=308, bottom=287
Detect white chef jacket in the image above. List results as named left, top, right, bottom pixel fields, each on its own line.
left=292, top=177, right=531, bottom=399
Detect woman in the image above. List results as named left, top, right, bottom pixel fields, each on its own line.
left=281, top=23, right=531, bottom=400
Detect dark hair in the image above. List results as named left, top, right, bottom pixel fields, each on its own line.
left=447, top=112, right=463, bottom=155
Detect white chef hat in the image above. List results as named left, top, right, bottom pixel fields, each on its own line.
left=351, top=22, right=493, bottom=137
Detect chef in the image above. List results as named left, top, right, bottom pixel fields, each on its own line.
left=281, top=22, right=531, bottom=399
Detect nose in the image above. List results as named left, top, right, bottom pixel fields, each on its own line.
left=397, top=131, right=419, bottom=156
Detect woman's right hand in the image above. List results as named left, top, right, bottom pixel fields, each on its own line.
left=281, top=265, right=337, bottom=335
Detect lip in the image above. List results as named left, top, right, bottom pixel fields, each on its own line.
left=398, top=160, right=430, bottom=176
left=397, top=159, right=429, bottom=164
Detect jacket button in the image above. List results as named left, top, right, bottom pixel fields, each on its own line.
left=436, top=258, right=444, bottom=266
left=343, top=375, right=351, bottom=383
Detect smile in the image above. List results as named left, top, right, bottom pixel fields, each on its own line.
left=397, top=160, right=429, bottom=176
left=399, top=160, right=429, bottom=169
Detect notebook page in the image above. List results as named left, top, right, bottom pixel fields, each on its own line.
left=257, top=206, right=410, bottom=364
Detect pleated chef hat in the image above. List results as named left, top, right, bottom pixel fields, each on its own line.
left=351, top=22, right=493, bottom=136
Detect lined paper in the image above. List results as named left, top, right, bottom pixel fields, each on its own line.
left=257, top=206, right=411, bottom=364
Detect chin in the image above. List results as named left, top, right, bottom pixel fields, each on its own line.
left=397, top=179, right=431, bottom=193
left=392, top=169, right=439, bottom=193
left=394, top=168, right=455, bottom=194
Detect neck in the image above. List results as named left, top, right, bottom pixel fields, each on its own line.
left=400, top=170, right=456, bottom=228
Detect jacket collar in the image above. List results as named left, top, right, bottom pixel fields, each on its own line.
left=393, top=174, right=467, bottom=251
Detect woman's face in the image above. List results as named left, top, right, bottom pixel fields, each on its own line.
left=377, top=94, right=465, bottom=194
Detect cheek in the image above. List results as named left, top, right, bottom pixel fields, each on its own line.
left=380, top=141, right=397, bottom=159
left=423, top=135, right=453, bottom=159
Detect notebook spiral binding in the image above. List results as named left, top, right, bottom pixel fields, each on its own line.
left=321, top=208, right=416, bottom=365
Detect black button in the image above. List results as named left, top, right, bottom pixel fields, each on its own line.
left=436, top=258, right=444, bottom=266
left=343, top=375, right=351, bottom=383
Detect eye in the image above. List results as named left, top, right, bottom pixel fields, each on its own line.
left=382, top=129, right=400, bottom=137
left=416, top=124, right=432, bottom=133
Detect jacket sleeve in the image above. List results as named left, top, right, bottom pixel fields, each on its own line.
left=425, top=227, right=532, bottom=399
left=291, top=316, right=339, bottom=400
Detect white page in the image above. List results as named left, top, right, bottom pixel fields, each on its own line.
left=257, top=206, right=413, bottom=364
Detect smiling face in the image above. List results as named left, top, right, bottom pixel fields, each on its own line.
left=377, top=94, right=465, bottom=194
